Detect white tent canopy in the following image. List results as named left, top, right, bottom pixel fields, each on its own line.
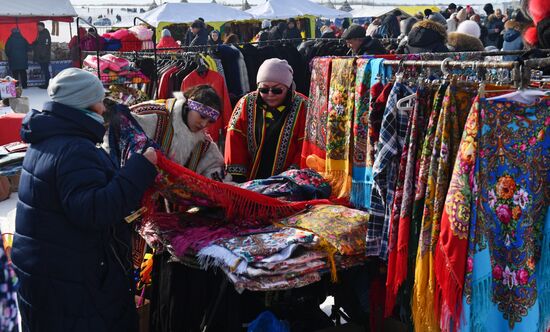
left=0, top=0, right=76, bottom=17
left=351, top=6, right=400, bottom=18
left=140, top=2, right=253, bottom=26
left=246, top=0, right=352, bottom=20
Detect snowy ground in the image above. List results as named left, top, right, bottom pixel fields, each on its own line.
left=21, top=87, right=51, bottom=111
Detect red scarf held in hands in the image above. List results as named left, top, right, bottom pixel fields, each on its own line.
left=142, top=151, right=329, bottom=226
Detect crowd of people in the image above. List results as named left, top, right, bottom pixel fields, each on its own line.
left=153, top=2, right=543, bottom=60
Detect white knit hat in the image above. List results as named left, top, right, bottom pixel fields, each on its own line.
left=457, top=20, right=481, bottom=38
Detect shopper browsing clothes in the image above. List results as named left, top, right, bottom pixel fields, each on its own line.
left=12, top=68, right=158, bottom=331
left=32, top=22, right=51, bottom=89
left=4, top=28, right=30, bottom=89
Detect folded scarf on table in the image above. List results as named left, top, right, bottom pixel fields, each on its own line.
left=143, top=152, right=329, bottom=226
left=197, top=227, right=318, bottom=274
left=238, top=168, right=331, bottom=201
left=280, top=204, right=369, bottom=281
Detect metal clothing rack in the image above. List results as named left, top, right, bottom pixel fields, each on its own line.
left=381, top=57, right=550, bottom=87
left=77, top=16, right=159, bottom=83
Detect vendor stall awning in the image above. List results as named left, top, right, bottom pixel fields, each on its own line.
left=350, top=6, right=401, bottom=18
left=140, top=3, right=254, bottom=27
left=0, top=0, right=77, bottom=20
left=397, top=5, right=440, bottom=16
left=246, top=0, right=352, bottom=20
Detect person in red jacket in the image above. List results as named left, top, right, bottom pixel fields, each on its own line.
left=157, top=29, right=179, bottom=51
left=225, top=59, right=308, bottom=182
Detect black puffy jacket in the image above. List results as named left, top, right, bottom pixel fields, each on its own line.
left=13, top=101, right=157, bottom=331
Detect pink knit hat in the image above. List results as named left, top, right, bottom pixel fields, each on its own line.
left=256, top=59, right=294, bottom=88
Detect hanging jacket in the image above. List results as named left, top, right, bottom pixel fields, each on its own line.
left=13, top=101, right=157, bottom=331
left=398, top=20, right=449, bottom=54
left=32, top=29, right=51, bottom=63
left=5, top=31, right=30, bottom=70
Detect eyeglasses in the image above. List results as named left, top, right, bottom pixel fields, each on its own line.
left=258, top=87, right=284, bottom=95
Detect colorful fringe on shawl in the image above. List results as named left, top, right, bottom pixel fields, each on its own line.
left=142, top=152, right=328, bottom=226
left=351, top=59, right=371, bottom=209
left=301, top=57, right=332, bottom=169
left=433, top=97, right=480, bottom=331
left=411, top=83, right=474, bottom=331
left=324, top=58, right=356, bottom=199
left=409, top=83, right=448, bottom=331
left=385, top=87, right=429, bottom=316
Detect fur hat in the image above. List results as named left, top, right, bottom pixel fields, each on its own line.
left=411, top=19, right=448, bottom=41
left=457, top=20, right=481, bottom=38
left=447, top=32, right=485, bottom=51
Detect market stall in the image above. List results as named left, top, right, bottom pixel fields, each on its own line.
left=246, top=0, right=351, bottom=39
left=350, top=6, right=404, bottom=19
left=0, top=0, right=77, bottom=47
left=138, top=3, right=254, bottom=42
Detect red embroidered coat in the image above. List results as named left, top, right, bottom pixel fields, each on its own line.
left=225, top=91, right=308, bottom=181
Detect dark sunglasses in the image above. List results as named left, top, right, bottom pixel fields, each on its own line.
left=258, top=87, right=284, bottom=95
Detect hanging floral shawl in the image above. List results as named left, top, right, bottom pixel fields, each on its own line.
left=433, top=97, right=480, bottom=331
left=301, top=57, right=332, bottom=168
left=325, top=58, right=356, bottom=199
left=385, top=87, right=430, bottom=316
left=408, top=83, right=448, bottom=331
left=413, top=83, right=475, bottom=331
left=458, top=97, right=550, bottom=331
left=351, top=58, right=372, bottom=209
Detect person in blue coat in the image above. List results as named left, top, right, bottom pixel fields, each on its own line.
left=12, top=68, right=158, bottom=332
left=4, top=28, right=30, bottom=89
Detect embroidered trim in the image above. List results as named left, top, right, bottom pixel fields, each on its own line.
left=187, top=99, right=220, bottom=122
left=226, top=164, right=248, bottom=176
left=246, top=93, right=258, bottom=158
left=272, top=95, right=304, bottom=175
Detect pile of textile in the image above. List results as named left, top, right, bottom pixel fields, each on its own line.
left=138, top=155, right=369, bottom=292
left=0, top=142, right=26, bottom=178
left=83, top=54, right=150, bottom=84
left=140, top=203, right=369, bottom=292
left=81, top=25, right=155, bottom=52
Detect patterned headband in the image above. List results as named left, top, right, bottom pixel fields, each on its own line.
left=187, top=99, right=220, bottom=122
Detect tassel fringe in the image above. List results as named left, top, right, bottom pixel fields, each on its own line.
left=143, top=152, right=329, bottom=224
left=538, top=213, right=550, bottom=332
left=433, top=243, right=463, bottom=332
left=470, top=272, right=492, bottom=332
left=350, top=181, right=372, bottom=209
left=412, top=252, right=440, bottom=332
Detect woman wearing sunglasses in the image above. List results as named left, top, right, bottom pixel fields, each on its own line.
left=225, top=58, right=308, bottom=182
